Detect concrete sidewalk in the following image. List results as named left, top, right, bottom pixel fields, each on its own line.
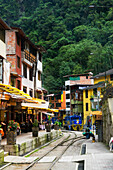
left=1, top=130, right=47, bottom=145
left=1, top=130, right=61, bottom=157
left=83, top=137, right=113, bottom=170
left=59, top=135, right=113, bottom=170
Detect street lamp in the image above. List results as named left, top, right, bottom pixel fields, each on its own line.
left=89, top=5, right=113, bottom=8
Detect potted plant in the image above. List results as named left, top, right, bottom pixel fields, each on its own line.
left=32, top=119, right=39, bottom=137
left=90, top=95, right=94, bottom=102
left=45, top=120, right=51, bottom=132
left=54, top=121, right=59, bottom=130
left=17, top=123, right=21, bottom=135
left=6, top=120, right=18, bottom=145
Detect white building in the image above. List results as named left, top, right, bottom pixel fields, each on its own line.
left=0, top=18, right=11, bottom=85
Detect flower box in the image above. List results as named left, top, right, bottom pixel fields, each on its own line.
left=45, top=124, right=51, bottom=132
left=6, top=131, right=17, bottom=145
left=32, top=127, right=39, bottom=137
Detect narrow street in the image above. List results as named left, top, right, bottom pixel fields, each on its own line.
left=2, top=130, right=113, bottom=170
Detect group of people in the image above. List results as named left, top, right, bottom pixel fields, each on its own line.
left=83, top=127, right=95, bottom=142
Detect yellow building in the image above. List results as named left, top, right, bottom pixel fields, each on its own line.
left=83, top=68, right=113, bottom=127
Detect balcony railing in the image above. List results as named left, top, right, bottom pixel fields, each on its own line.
left=71, top=99, right=83, bottom=105
left=21, top=49, right=36, bottom=64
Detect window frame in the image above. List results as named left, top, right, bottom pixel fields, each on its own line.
left=23, top=63, right=27, bottom=78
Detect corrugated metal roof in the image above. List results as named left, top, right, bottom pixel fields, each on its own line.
left=91, top=68, right=113, bottom=79
left=83, top=82, right=105, bottom=90
left=63, top=72, right=93, bottom=78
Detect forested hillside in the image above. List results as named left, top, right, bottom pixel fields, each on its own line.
left=1, top=0, right=113, bottom=93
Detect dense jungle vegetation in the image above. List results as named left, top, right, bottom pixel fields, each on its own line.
left=1, top=0, right=113, bottom=93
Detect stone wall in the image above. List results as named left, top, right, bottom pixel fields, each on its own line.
left=0, top=149, right=4, bottom=164
left=2, top=130, right=61, bottom=156
left=102, top=98, right=113, bottom=144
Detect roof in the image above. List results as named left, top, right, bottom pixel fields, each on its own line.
left=36, top=45, right=46, bottom=53
left=70, top=83, right=93, bottom=86
left=36, top=87, right=48, bottom=92
left=11, top=27, right=45, bottom=52
left=46, top=94, right=54, bottom=97
left=91, top=68, right=113, bottom=79
left=63, top=72, right=93, bottom=78
left=83, top=82, right=105, bottom=90
left=0, top=18, right=11, bottom=30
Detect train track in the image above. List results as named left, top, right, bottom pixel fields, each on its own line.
left=24, top=131, right=85, bottom=170
left=3, top=131, right=86, bottom=170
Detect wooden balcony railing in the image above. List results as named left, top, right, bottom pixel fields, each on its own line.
left=24, top=49, right=36, bottom=63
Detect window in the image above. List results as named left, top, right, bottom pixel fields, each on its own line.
left=75, top=92, right=78, bottom=99
left=86, top=103, right=88, bottom=111
left=51, top=96, right=54, bottom=100
left=21, top=39, right=25, bottom=51
left=66, top=85, right=69, bottom=91
left=39, top=53, right=42, bottom=62
left=66, top=94, right=70, bottom=99
left=0, top=30, right=5, bottom=42
left=50, top=103, right=54, bottom=108
left=23, top=63, right=27, bottom=78
left=110, top=74, right=113, bottom=81
left=29, top=89, right=33, bottom=97
left=38, top=71, right=41, bottom=81
left=93, top=88, right=97, bottom=97
left=17, top=56, right=20, bottom=68
left=29, top=67, right=33, bottom=81
left=85, top=90, right=88, bottom=98
left=66, top=102, right=70, bottom=108
left=11, top=77, right=16, bottom=87
left=0, top=58, right=3, bottom=83
left=25, top=42, right=29, bottom=51
left=86, top=75, right=88, bottom=79
left=23, top=86, right=27, bottom=93
left=56, top=95, right=61, bottom=100
left=56, top=103, right=61, bottom=108
left=16, top=33, right=20, bottom=46
left=17, top=80, right=21, bottom=89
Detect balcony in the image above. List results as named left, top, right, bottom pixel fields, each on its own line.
left=21, top=49, right=36, bottom=66
left=71, top=99, right=83, bottom=105
left=0, top=40, right=6, bottom=59
left=72, top=105, right=83, bottom=113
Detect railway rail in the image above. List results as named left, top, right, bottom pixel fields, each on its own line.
left=24, top=131, right=85, bottom=170
left=3, top=131, right=86, bottom=170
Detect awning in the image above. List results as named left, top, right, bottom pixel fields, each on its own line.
left=42, top=112, right=54, bottom=116
left=91, top=111, right=102, bottom=116
left=0, top=84, right=32, bottom=101
left=48, top=109, right=59, bottom=112
left=0, top=83, right=47, bottom=104
left=32, top=98, right=46, bottom=104
left=21, top=102, right=49, bottom=110
left=10, top=72, right=22, bottom=78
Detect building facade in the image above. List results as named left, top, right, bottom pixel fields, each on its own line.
left=6, top=28, right=44, bottom=98
left=64, top=73, right=94, bottom=117
left=83, top=68, right=113, bottom=128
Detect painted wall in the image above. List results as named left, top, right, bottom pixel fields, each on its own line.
left=83, top=89, right=93, bottom=125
